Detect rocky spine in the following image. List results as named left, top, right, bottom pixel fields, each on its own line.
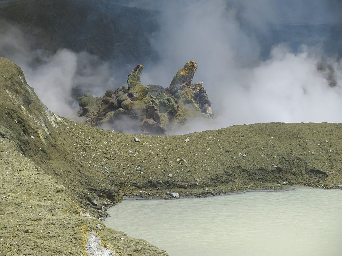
left=77, top=61, right=213, bottom=134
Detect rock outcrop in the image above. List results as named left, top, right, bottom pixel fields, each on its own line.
left=78, top=61, right=213, bottom=134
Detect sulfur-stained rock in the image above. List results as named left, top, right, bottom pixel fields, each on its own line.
left=77, top=61, right=213, bottom=134
left=169, top=61, right=198, bottom=94
left=78, top=93, right=94, bottom=108
left=127, top=64, right=144, bottom=89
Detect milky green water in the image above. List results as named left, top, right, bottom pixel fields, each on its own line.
left=104, top=188, right=342, bottom=256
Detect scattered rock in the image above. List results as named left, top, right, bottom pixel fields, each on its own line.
left=81, top=212, right=93, bottom=218
left=86, top=232, right=116, bottom=256
left=91, top=198, right=98, bottom=206
left=167, top=192, right=180, bottom=198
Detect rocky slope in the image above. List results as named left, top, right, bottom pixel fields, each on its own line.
left=0, top=58, right=167, bottom=256
left=1, top=57, right=342, bottom=255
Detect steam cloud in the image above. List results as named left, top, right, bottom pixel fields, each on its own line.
left=1, top=0, right=342, bottom=133
left=0, top=20, right=114, bottom=119
left=141, top=0, right=342, bottom=133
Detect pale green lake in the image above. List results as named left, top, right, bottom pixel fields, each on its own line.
left=104, top=188, right=342, bottom=256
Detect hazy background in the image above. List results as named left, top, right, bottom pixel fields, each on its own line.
left=1, top=0, right=342, bottom=132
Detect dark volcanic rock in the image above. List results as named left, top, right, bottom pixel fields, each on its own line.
left=77, top=61, right=213, bottom=134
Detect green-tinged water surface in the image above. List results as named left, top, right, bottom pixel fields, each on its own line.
left=104, top=188, right=342, bottom=256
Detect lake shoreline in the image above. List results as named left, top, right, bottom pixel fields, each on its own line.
left=120, top=185, right=315, bottom=201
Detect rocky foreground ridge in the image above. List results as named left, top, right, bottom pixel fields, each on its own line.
left=1, top=57, right=342, bottom=255
left=78, top=61, right=213, bottom=134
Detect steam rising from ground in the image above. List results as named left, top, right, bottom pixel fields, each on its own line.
left=1, top=0, right=342, bottom=133
left=0, top=21, right=114, bottom=119
left=141, top=0, right=342, bottom=133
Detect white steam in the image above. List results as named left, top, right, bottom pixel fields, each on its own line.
left=25, top=49, right=78, bottom=118
left=140, top=0, right=342, bottom=134
left=0, top=21, right=114, bottom=119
